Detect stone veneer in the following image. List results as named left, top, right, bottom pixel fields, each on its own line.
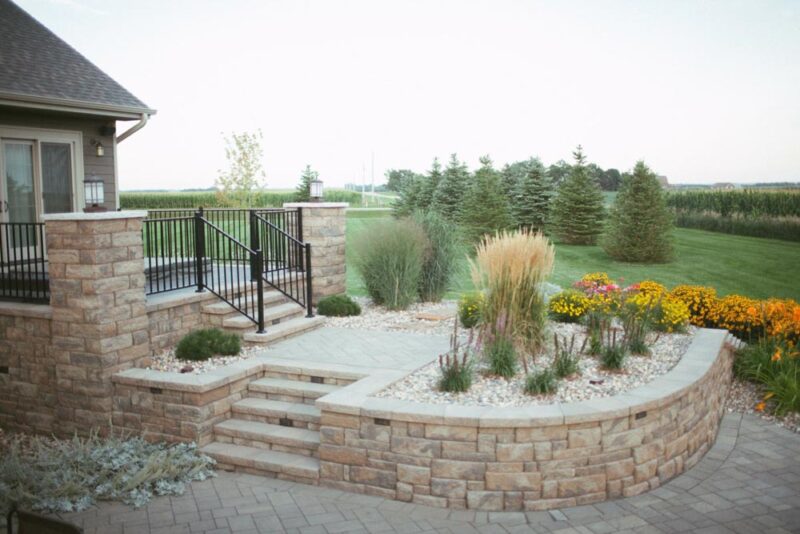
left=313, top=329, right=734, bottom=511
left=283, top=203, right=346, bottom=303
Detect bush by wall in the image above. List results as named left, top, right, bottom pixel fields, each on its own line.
left=317, top=294, right=361, bottom=317
left=174, top=328, right=241, bottom=361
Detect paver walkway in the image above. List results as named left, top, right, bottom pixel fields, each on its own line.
left=62, top=413, right=800, bottom=534
left=259, top=327, right=450, bottom=372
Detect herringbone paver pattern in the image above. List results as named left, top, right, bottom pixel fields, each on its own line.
left=60, top=413, right=800, bottom=533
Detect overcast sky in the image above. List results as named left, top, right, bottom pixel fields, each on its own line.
left=16, top=0, right=800, bottom=190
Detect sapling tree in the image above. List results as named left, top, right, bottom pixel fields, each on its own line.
left=216, top=130, right=266, bottom=207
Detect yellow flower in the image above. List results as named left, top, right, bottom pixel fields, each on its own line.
left=755, top=401, right=766, bottom=412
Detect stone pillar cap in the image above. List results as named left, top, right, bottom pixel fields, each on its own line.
left=42, top=210, right=148, bottom=221
left=283, top=202, right=349, bottom=208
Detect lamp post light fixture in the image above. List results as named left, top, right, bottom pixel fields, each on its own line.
left=310, top=178, right=323, bottom=202
left=83, top=177, right=105, bottom=211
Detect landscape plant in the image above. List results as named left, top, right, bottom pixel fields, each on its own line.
left=599, top=326, right=627, bottom=370
left=524, top=368, right=558, bottom=395
left=549, top=146, right=605, bottom=245
left=483, top=316, right=518, bottom=378
left=215, top=130, right=266, bottom=207
left=735, top=336, right=800, bottom=415
left=294, top=164, right=319, bottom=202
left=602, top=160, right=674, bottom=262
left=470, top=230, right=556, bottom=368
left=432, top=153, right=471, bottom=222
left=174, top=328, right=241, bottom=361
left=512, top=158, right=553, bottom=232
left=548, top=289, right=590, bottom=323
left=413, top=210, right=461, bottom=302
left=552, top=333, right=584, bottom=378
left=353, top=218, right=429, bottom=310
left=317, top=294, right=361, bottom=317
left=458, top=292, right=483, bottom=328
left=0, top=430, right=215, bottom=516
left=437, top=322, right=475, bottom=392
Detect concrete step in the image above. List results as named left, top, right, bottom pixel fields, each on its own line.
left=214, top=419, right=320, bottom=451
left=202, top=290, right=287, bottom=315
left=222, top=302, right=305, bottom=330
left=201, top=442, right=319, bottom=480
left=232, top=397, right=320, bottom=425
left=248, top=377, right=339, bottom=401
left=243, top=316, right=324, bottom=345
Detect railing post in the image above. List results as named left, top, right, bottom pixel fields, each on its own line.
left=249, top=210, right=260, bottom=281
left=296, top=208, right=303, bottom=243
left=304, top=242, right=314, bottom=317
left=255, top=249, right=265, bottom=333
left=194, top=209, right=205, bottom=293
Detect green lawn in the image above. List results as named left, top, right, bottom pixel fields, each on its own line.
left=345, top=210, right=800, bottom=301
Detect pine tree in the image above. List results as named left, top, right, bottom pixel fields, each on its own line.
left=550, top=146, right=605, bottom=245
left=460, top=155, right=513, bottom=242
left=602, top=160, right=674, bottom=262
left=500, top=159, right=533, bottom=199
left=418, top=157, right=443, bottom=210
left=295, top=164, right=319, bottom=202
left=512, top=158, right=553, bottom=232
left=393, top=176, right=425, bottom=217
left=432, top=154, right=470, bottom=222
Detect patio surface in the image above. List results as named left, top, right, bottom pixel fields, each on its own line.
left=60, top=412, right=800, bottom=533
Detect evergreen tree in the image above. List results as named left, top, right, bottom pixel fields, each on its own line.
left=500, top=159, right=536, bottom=199
left=418, top=157, right=443, bottom=210
left=512, top=158, right=553, bottom=232
left=460, top=155, right=513, bottom=242
left=393, top=176, right=425, bottom=217
left=602, top=161, right=674, bottom=262
left=432, top=154, right=470, bottom=222
left=550, top=146, right=605, bottom=245
left=547, top=160, right=571, bottom=186
left=295, top=164, right=318, bottom=201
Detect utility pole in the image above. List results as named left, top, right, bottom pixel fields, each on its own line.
left=362, top=163, right=367, bottom=207
left=371, top=151, right=375, bottom=195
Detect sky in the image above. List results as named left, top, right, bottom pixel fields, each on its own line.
left=15, top=0, right=800, bottom=190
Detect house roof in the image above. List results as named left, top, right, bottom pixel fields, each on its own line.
left=0, top=0, right=155, bottom=119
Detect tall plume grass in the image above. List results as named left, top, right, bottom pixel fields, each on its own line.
left=470, top=230, right=555, bottom=371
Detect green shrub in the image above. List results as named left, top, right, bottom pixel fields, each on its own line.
left=548, top=289, right=590, bottom=323
left=735, top=338, right=799, bottom=416
left=524, top=368, right=558, bottom=395
left=458, top=292, right=483, bottom=328
left=353, top=218, right=429, bottom=310
left=601, top=344, right=627, bottom=370
left=549, top=146, right=605, bottom=245
left=175, top=328, right=241, bottom=361
left=552, top=333, right=583, bottom=378
left=438, top=352, right=473, bottom=393
left=484, top=334, right=518, bottom=379
left=413, top=210, right=462, bottom=302
left=619, top=301, right=653, bottom=355
left=602, top=160, right=674, bottom=263
left=317, top=294, right=361, bottom=317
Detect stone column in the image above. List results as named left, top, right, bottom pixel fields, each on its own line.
left=283, top=203, right=347, bottom=304
left=44, top=211, right=150, bottom=436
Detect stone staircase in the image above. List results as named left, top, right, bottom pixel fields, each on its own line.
left=201, top=371, right=350, bottom=484
left=200, top=289, right=323, bottom=344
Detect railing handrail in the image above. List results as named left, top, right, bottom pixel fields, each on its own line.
left=252, top=213, right=305, bottom=247
left=198, top=215, right=257, bottom=255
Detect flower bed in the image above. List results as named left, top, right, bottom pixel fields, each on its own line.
left=378, top=321, right=694, bottom=406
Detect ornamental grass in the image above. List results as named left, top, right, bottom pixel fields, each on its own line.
left=470, top=230, right=555, bottom=369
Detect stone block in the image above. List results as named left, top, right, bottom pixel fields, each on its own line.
left=496, top=443, right=534, bottom=462
left=431, top=459, right=486, bottom=480
left=349, top=466, right=396, bottom=489
left=485, top=472, right=541, bottom=491
left=568, top=426, right=601, bottom=448
left=466, top=491, right=504, bottom=511
left=425, top=424, right=477, bottom=441
left=319, top=445, right=367, bottom=465
left=558, top=475, right=606, bottom=497
left=397, top=464, right=431, bottom=485
left=391, top=436, right=441, bottom=458
left=431, top=478, right=467, bottom=498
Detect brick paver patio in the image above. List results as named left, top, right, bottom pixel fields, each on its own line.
left=61, top=412, right=800, bottom=534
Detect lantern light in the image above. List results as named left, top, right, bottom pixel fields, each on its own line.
left=310, top=179, right=323, bottom=202
left=84, top=177, right=104, bottom=207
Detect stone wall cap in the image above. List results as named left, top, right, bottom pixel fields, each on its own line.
left=0, top=301, right=52, bottom=319
left=283, top=202, right=349, bottom=208
left=113, top=358, right=265, bottom=392
left=43, top=210, right=148, bottom=221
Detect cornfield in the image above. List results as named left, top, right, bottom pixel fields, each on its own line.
left=666, top=189, right=800, bottom=217
left=120, top=190, right=363, bottom=209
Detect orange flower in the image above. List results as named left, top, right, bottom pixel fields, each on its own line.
left=746, top=306, right=758, bottom=317
left=755, top=401, right=766, bottom=412
left=771, top=349, right=782, bottom=362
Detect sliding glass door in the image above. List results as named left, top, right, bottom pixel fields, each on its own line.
left=1, top=141, right=38, bottom=252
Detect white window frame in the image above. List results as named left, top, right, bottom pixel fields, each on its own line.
left=0, top=125, right=85, bottom=222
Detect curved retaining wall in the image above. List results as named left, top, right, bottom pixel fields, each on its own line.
left=315, top=328, right=734, bottom=511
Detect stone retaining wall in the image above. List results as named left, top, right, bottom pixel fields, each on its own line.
left=315, top=329, right=734, bottom=511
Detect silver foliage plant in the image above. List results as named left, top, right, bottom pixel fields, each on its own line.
left=0, top=430, right=216, bottom=516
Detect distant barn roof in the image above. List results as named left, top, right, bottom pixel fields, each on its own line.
left=0, top=0, right=155, bottom=118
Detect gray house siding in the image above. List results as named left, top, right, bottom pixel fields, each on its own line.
left=0, top=108, right=119, bottom=210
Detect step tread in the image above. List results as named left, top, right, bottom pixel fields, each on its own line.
left=243, top=316, right=324, bottom=344
left=222, top=302, right=304, bottom=329
left=201, top=442, right=319, bottom=478
left=249, top=377, right=339, bottom=398
left=214, top=419, right=320, bottom=448
left=232, top=397, right=320, bottom=422
left=202, top=291, right=286, bottom=314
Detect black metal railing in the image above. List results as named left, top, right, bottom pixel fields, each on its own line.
left=196, top=213, right=265, bottom=333
left=143, top=215, right=197, bottom=295
left=0, top=222, right=49, bottom=303
left=253, top=212, right=313, bottom=316
left=146, top=208, right=301, bottom=245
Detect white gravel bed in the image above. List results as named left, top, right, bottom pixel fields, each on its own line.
left=322, top=297, right=459, bottom=336
left=146, top=345, right=261, bottom=374
left=377, top=322, right=696, bottom=407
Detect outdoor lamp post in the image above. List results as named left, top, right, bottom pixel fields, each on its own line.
left=83, top=177, right=106, bottom=212
left=310, top=178, right=323, bottom=202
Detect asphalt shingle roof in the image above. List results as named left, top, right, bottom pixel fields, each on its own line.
left=0, top=0, right=153, bottom=115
